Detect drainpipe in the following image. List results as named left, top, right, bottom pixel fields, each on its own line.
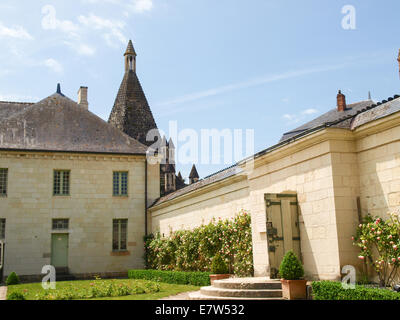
left=145, top=159, right=148, bottom=236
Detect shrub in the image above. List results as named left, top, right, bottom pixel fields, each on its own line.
left=211, top=254, right=229, bottom=274
left=352, top=213, right=400, bottom=287
left=312, top=281, right=400, bottom=300
left=279, top=250, right=304, bottom=280
left=144, top=210, right=253, bottom=276
left=6, top=272, right=20, bottom=286
left=33, top=279, right=160, bottom=300
left=7, top=292, right=26, bottom=300
left=128, top=269, right=211, bottom=286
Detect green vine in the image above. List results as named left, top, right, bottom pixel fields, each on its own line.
left=144, top=210, right=254, bottom=277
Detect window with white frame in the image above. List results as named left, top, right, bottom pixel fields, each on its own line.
left=113, top=219, right=127, bottom=251
left=113, top=172, right=128, bottom=196
left=54, top=170, right=70, bottom=196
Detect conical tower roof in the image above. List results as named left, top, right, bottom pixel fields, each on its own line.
left=189, top=164, right=199, bottom=179
left=108, top=41, right=158, bottom=146
left=125, top=40, right=136, bottom=56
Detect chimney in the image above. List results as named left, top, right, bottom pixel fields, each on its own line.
left=337, top=90, right=346, bottom=112
left=78, top=86, right=88, bottom=109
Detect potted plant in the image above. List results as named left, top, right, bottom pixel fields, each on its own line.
left=279, top=250, right=307, bottom=300
left=209, top=254, right=231, bottom=285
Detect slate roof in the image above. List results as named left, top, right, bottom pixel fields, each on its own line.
left=151, top=165, right=242, bottom=207
left=0, top=92, right=148, bottom=155
left=108, top=42, right=159, bottom=147
left=279, top=100, right=374, bottom=142
left=150, top=94, right=400, bottom=208
left=351, top=96, right=400, bottom=129
left=0, top=101, right=34, bottom=120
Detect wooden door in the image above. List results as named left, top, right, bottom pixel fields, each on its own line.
left=265, top=193, right=301, bottom=279
left=51, top=234, right=69, bottom=269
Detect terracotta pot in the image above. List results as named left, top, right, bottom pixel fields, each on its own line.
left=209, top=274, right=231, bottom=285
left=280, top=279, right=307, bottom=300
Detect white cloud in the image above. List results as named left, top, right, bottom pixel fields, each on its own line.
left=0, top=22, right=33, bottom=40
left=282, top=108, right=320, bottom=125
left=301, top=108, right=318, bottom=115
left=130, top=0, right=153, bottom=13
left=0, top=93, right=39, bottom=102
left=43, top=58, right=63, bottom=73
left=156, top=63, right=347, bottom=108
left=41, top=5, right=79, bottom=38
left=78, top=14, right=127, bottom=46
left=81, top=0, right=154, bottom=14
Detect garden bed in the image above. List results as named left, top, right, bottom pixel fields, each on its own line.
left=6, top=278, right=199, bottom=300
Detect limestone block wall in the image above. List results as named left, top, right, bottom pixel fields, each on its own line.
left=150, top=132, right=345, bottom=280
left=0, top=151, right=148, bottom=277
left=247, top=138, right=341, bottom=279
left=328, top=139, right=362, bottom=274
left=150, top=177, right=250, bottom=236
left=357, top=124, right=400, bottom=218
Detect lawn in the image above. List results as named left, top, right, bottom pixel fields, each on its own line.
left=6, top=278, right=200, bottom=300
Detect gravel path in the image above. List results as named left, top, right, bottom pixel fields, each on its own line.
left=159, top=291, right=198, bottom=300
left=0, top=286, right=7, bottom=300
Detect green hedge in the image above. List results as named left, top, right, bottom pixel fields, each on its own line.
left=312, top=281, right=400, bottom=300
left=128, top=270, right=211, bottom=286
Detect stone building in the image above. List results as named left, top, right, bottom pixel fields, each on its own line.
left=0, top=43, right=160, bottom=280
left=1, top=41, right=400, bottom=282
left=149, top=87, right=400, bottom=280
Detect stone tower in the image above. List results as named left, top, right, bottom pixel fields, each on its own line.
left=108, top=40, right=158, bottom=146
left=108, top=40, right=184, bottom=196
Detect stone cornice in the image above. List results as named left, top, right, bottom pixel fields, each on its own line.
left=148, top=173, right=248, bottom=213
left=0, top=150, right=145, bottom=162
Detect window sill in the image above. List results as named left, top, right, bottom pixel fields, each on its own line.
left=112, top=195, right=129, bottom=198
left=110, top=251, right=130, bottom=256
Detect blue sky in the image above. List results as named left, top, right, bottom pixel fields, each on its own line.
left=0, top=0, right=399, bottom=180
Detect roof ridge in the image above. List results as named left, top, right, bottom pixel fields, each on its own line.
left=0, top=101, right=35, bottom=105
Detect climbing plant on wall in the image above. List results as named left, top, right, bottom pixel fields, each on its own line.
left=144, top=210, right=254, bottom=277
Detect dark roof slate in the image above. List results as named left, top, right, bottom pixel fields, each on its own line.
left=151, top=95, right=400, bottom=208
left=0, top=93, right=147, bottom=155
left=151, top=165, right=241, bottom=207
left=351, top=96, right=400, bottom=129
left=108, top=70, right=159, bottom=146
left=0, top=101, right=34, bottom=120
left=279, top=100, right=373, bottom=142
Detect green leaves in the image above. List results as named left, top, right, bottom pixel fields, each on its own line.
left=353, top=213, right=400, bottom=287
left=279, top=250, right=304, bottom=280
left=144, top=210, right=253, bottom=276
left=128, top=270, right=211, bottom=286
left=312, top=281, right=400, bottom=300
left=211, top=254, right=229, bottom=274
left=6, top=272, right=20, bottom=286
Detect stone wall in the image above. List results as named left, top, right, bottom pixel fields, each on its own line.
left=0, top=151, right=151, bottom=278
left=149, top=117, right=400, bottom=281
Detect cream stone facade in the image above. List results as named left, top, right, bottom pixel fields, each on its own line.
left=1, top=41, right=399, bottom=284
left=0, top=151, right=159, bottom=279
left=149, top=105, right=400, bottom=281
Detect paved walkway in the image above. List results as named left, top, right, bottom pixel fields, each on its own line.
left=159, top=291, right=197, bottom=300
left=0, top=286, right=7, bottom=300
